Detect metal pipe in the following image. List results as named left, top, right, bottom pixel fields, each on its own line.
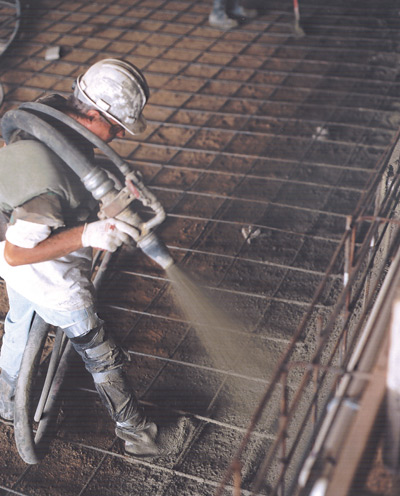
left=384, top=292, right=400, bottom=471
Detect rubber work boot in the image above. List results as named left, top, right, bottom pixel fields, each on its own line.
left=209, top=10, right=238, bottom=29
left=70, top=326, right=194, bottom=458
left=116, top=415, right=194, bottom=458
left=229, top=5, right=257, bottom=18
left=70, top=327, right=145, bottom=424
left=0, top=370, right=17, bottom=421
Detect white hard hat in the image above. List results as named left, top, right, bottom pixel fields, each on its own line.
left=74, top=58, right=149, bottom=135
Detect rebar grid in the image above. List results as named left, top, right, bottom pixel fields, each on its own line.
left=215, top=129, right=400, bottom=495
left=1, top=2, right=400, bottom=496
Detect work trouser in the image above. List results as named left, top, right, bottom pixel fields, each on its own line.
left=212, top=0, right=240, bottom=13
left=0, top=286, right=99, bottom=379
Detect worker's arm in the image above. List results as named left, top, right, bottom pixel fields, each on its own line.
left=4, top=225, right=85, bottom=266
left=4, top=218, right=139, bottom=267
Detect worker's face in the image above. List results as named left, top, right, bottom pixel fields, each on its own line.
left=85, top=110, right=125, bottom=142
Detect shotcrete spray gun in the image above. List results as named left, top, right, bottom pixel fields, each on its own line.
left=1, top=103, right=174, bottom=269
left=85, top=166, right=174, bottom=269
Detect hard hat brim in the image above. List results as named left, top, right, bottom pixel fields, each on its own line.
left=125, top=113, right=147, bottom=135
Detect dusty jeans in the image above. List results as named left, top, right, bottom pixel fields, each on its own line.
left=0, top=285, right=101, bottom=379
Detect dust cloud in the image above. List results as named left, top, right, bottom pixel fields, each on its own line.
left=166, top=263, right=267, bottom=381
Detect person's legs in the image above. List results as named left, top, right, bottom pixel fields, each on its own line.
left=33, top=303, right=157, bottom=454
left=211, top=0, right=226, bottom=14
left=65, top=316, right=193, bottom=458
left=37, top=304, right=186, bottom=457
left=0, top=291, right=191, bottom=456
left=0, top=286, right=37, bottom=420
left=69, top=325, right=164, bottom=457
left=0, top=369, right=17, bottom=420
left=0, top=286, right=36, bottom=379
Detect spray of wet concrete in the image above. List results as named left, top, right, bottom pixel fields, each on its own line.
left=166, top=263, right=270, bottom=383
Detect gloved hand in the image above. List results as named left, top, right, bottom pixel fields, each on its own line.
left=82, top=218, right=138, bottom=252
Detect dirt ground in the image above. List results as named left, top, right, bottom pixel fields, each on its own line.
left=0, top=0, right=400, bottom=495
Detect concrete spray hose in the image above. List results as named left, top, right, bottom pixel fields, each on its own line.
left=0, top=102, right=174, bottom=269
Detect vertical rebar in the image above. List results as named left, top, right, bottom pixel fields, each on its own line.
left=363, top=234, right=375, bottom=310
left=312, top=316, right=324, bottom=427
left=278, top=369, right=289, bottom=496
left=341, top=217, right=355, bottom=366
left=233, top=460, right=242, bottom=496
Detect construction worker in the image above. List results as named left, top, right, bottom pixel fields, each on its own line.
left=209, top=0, right=257, bottom=29
left=0, top=59, right=190, bottom=458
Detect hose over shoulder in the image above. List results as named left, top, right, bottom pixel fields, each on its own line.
left=1, top=108, right=116, bottom=200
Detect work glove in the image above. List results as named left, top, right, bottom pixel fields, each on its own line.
left=82, top=218, right=138, bottom=252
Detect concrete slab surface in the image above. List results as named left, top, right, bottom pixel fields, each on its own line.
left=1, top=0, right=400, bottom=494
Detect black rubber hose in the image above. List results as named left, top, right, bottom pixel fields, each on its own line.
left=1, top=108, right=101, bottom=179
left=14, top=313, right=50, bottom=465
left=1, top=108, right=118, bottom=203
left=19, top=102, right=131, bottom=175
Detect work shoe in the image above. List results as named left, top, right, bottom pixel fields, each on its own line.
left=209, top=10, right=238, bottom=29
left=229, top=6, right=258, bottom=19
left=0, top=371, right=17, bottom=421
left=116, top=415, right=194, bottom=458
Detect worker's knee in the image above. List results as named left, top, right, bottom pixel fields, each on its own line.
left=70, top=326, right=127, bottom=375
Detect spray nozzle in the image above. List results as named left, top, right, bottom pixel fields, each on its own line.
left=137, top=232, right=174, bottom=270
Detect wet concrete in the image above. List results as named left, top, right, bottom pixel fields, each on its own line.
left=0, top=0, right=399, bottom=494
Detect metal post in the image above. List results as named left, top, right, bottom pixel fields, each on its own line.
left=384, top=290, right=400, bottom=471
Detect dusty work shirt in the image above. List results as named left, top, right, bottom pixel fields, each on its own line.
left=0, top=139, right=97, bottom=310
left=0, top=216, right=95, bottom=311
